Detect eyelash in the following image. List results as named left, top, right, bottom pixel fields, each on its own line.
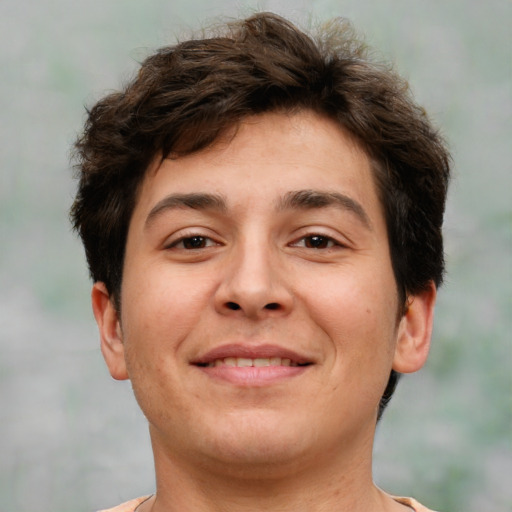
left=165, top=232, right=344, bottom=251
left=290, top=234, right=343, bottom=250
left=167, top=235, right=220, bottom=250
left=165, top=226, right=346, bottom=252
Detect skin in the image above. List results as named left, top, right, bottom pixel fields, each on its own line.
left=93, top=111, right=436, bottom=512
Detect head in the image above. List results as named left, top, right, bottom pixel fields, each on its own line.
left=71, top=12, right=450, bottom=419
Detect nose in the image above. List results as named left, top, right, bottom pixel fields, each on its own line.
left=214, top=237, right=293, bottom=319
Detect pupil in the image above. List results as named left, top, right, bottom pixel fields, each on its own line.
left=307, top=236, right=327, bottom=248
left=184, top=236, right=205, bottom=249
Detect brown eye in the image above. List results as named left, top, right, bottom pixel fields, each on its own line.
left=182, top=236, right=208, bottom=249
left=170, top=236, right=217, bottom=250
left=303, top=235, right=334, bottom=249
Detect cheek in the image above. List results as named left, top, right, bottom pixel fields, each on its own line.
left=119, top=271, right=209, bottom=419
left=120, top=266, right=213, bottom=363
left=301, top=267, right=399, bottom=359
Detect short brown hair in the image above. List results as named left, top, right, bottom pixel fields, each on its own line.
left=71, top=12, right=450, bottom=418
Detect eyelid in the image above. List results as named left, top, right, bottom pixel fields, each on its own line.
left=163, top=228, right=223, bottom=250
left=168, top=236, right=219, bottom=249
left=288, top=227, right=350, bottom=249
left=290, top=235, right=343, bottom=249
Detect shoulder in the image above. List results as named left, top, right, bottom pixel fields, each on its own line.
left=97, top=495, right=152, bottom=512
left=393, top=496, right=440, bottom=512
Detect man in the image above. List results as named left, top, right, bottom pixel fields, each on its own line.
left=71, top=12, right=450, bottom=512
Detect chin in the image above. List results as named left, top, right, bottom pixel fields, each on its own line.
left=197, top=412, right=314, bottom=471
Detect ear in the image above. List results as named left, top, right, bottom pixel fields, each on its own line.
left=91, top=282, right=129, bottom=381
left=393, top=282, right=437, bottom=374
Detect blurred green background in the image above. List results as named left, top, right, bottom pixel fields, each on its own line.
left=0, top=0, right=510, bottom=510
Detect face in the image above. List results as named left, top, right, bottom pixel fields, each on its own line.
left=94, top=111, right=434, bottom=473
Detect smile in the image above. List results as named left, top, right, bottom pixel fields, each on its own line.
left=191, top=343, right=314, bottom=367
left=199, top=357, right=306, bottom=368
left=191, top=344, right=314, bottom=386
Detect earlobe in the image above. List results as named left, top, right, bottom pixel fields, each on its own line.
left=393, top=282, right=437, bottom=374
left=91, top=282, right=129, bottom=381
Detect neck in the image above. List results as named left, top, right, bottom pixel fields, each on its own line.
left=141, top=424, right=402, bottom=512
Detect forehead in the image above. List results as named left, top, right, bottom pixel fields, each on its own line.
left=133, top=110, right=382, bottom=223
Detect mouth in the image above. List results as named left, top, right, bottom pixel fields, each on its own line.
left=191, top=344, right=314, bottom=386
left=191, top=343, right=313, bottom=367
left=196, top=357, right=309, bottom=368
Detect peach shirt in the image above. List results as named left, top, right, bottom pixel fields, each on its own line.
left=98, top=494, right=438, bottom=511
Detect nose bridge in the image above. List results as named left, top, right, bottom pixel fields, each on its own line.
left=215, top=228, right=291, bottom=317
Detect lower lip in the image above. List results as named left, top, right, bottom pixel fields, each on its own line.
left=195, top=365, right=310, bottom=386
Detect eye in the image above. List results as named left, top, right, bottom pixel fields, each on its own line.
left=168, top=235, right=218, bottom=250
left=292, top=234, right=340, bottom=249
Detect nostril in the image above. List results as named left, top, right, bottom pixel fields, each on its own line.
left=264, top=303, right=280, bottom=310
left=226, top=302, right=241, bottom=310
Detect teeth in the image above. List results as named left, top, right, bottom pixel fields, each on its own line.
left=206, top=357, right=299, bottom=368
left=254, top=358, right=270, bottom=367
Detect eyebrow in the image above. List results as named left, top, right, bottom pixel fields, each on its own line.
left=278, top=189, right=372, bottom=230
left=144, top=189, right=372, bottom=230
left=145, top=193, right=227, bottom=228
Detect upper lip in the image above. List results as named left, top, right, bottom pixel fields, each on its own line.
left=191, top=344, right=313, bottom=366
